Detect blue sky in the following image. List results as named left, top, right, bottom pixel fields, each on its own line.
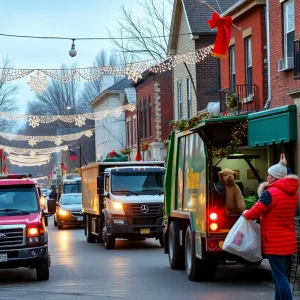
left=0, top=0, right=145, bottom=111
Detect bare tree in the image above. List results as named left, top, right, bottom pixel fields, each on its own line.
left=0, top=58, right=19, bottom=131
left=79, top=50, right=120, bottom=110
left=108, top=0, right=173, bottom=61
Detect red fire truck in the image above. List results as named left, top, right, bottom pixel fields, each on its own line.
left=0, top=174, right=52, bottom=280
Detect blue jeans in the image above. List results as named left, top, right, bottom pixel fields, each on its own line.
left=267, top=255, right=293, bottom=300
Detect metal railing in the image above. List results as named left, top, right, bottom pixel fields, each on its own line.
left=294, top=40, right=300, bottom=79
left=219, top=84, right=258, bottom=114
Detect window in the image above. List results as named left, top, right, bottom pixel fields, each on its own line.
left=245, top=37, right=253, bottom=96
left=127, top=120, right=131, bottom=147
left=139, top=101, right=143, bottom=139
left=186, top=78, right=192, bottom=118
left=283, top=0, right=295, bottom=58
left=177, top=81, right=182, bottom=119
left=229, top=46, right=236, bottom=92
left=143, top=99, right=147, bottom=138
left=133, top=117, right=137, bottom=145
left=148, top=97, right=152, bottom=137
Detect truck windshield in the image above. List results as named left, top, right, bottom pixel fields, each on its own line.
left=64, top=184, right=81, bottom=193
left=111, top=171, right=164, bottom=195
left=0, top=185, right=39, bottom=214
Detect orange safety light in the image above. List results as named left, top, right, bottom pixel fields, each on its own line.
left=210, top=223, right=218, bottom=231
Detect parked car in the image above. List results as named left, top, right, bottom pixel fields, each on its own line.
left=54, top=193, right=83, bottom=229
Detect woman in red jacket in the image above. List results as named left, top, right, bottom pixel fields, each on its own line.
left=243, top=154, right=299, bottom=300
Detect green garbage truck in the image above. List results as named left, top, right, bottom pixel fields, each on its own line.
left=163, top=115, right=267, bottom=281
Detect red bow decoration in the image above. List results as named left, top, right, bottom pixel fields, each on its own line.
left=108, top=150, right=117, bottom=158
left=208, top=12, right=232, bottom=58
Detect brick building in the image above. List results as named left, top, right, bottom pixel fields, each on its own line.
left=168, top=0, right=237, bottom=120
left=269, top=0, right=299, bottom=108
left=220, top=1, right=267, bottom=112
left=124, top=70, right=173, bottom=161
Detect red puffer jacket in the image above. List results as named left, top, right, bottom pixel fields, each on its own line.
left=244, top=175, right=299, bottom=255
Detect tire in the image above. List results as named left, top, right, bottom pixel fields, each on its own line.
left=102, top=224, right=115, bottom=249
left=86, top=214, right=97, bottom=243
left=168, top=221, right=185, bottom=269
left=36, top=255, right=50, bottom=281
left=54, top=216, right=57, bottom=227
left=185, top=226, right=216, bottom=281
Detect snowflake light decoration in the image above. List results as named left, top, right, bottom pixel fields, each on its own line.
left=28, top=116, right=40, bottom=128
left=27, top=71, right=48, bottom=94
left=84, top=130, right=93, bottom=138
left=125, top=66, right=142, bottom=82
left=55, top=137, right=63, bottom=146
left=75, top=115, right=86, bottom=127
left=28, top=137, right=37, bottom=147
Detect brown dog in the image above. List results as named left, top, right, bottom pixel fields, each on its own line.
left=218, top=168, right=246, bottom=215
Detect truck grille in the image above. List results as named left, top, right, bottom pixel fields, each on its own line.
left=123, top=203, right=163, bottom=218
left=0, top=225, right=26, bottom=249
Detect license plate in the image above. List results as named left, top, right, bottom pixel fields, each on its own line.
left=0, top=253, right=8, bottom=262
left=77, top=216, right=83, bottom=222
left=140, top=228, right=150, bottom=234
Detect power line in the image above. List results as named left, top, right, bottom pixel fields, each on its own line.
left=0, top=32, right=193, bottom=41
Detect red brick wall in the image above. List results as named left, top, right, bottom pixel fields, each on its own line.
left=269, top=0, right=300, bottom=107
left=195, top=36, right=220, bottom=111
left=220, top=5, right=267, bottom=111
left=131, top=71, right=173, bottom=146
left=157, top=73, right=173, bottom=141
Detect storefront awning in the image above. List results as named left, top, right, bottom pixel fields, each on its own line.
left=248, top=105, right=297, bottom=147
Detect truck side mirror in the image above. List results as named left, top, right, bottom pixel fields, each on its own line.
left=97, top=175, right=104, bottom=194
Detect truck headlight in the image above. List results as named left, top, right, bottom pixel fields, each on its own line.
left=59, top=208, right=69, bottom=216
left=113, top=202, right=123, bottom=210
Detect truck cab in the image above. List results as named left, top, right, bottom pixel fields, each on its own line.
left=81, top=162, right=165, bottom=249
left=0, top=174, right=51, bottom=281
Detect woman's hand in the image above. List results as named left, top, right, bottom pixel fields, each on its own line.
left=242, top=210, right=248, bottom=217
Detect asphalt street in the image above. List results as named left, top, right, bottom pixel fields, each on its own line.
left=0, top=217, right=298, bottom=300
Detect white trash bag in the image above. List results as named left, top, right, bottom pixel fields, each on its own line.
left=222, top=216, right=262, bottom=262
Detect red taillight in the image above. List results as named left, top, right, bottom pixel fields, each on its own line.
left=210, top=212, right=218, bottom=221
left=208, top=241, right=217, bottom=249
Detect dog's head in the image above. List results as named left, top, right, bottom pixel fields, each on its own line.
left=218, top=168, right=238, bottom=185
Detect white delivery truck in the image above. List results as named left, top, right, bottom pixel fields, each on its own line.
left=81, top=161, right=165, bottom=249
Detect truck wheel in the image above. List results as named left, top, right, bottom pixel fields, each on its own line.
left=86, top=214, right=97, bottom=243
left=168, top=221, right=184, bottom=269
left=102, top=225, right=115, bottom=249
left=36, top=255, right=50, bottom=281
left=185, top=226, right=216, bottom=281
left=185, top=225, right=201, bottom=281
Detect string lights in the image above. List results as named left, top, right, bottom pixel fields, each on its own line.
left=0, top=144, right=68, bottom=155
left=0, top=46, right=213, bottom=91
left=0, top=103, right=136, bottom=128
left=8, top=159, right=49, bottom=167
left=0, top=129, right=93, bottom=146
left=8, top=154, right=51, bottom=163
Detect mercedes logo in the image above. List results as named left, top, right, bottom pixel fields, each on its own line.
left=141, top=205, right=149, bottom=214
left=0, top=233, right=6, bottom=241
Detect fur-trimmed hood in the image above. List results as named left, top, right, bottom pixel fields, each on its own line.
left=257, top=175, right=299, bottom=197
